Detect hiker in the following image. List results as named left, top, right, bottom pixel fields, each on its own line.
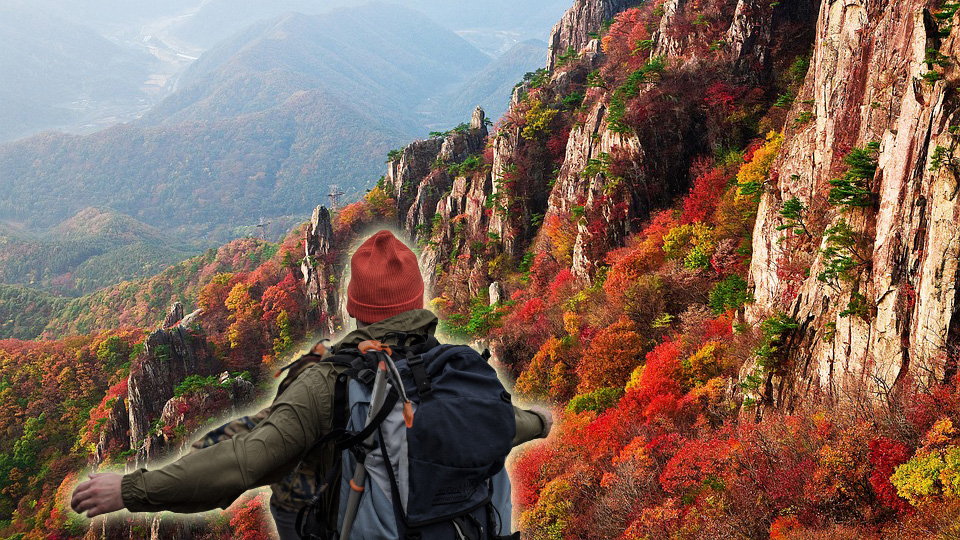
left=71, top=229, right=552, bottom=539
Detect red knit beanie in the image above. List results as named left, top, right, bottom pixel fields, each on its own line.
left=347, top=230, right=424, bottom=324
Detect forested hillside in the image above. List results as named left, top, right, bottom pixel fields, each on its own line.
left=3, top=0, right=960, bottom=538
left=0, top=208, right=194, bottom=298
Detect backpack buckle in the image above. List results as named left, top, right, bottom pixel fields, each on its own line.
left=356, top=368, right=376, bottom=386
left=407, top=354, right=433, bottom=402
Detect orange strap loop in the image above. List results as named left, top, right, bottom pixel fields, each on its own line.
left=358, top=340, right=392, bottom=356
left=350, top=479, right=365, bottom=492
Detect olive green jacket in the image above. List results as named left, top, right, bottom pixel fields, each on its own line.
left=121, top=309, right=548, bottom=514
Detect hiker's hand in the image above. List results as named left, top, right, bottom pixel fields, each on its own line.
left=531, top=405, right=554, bottom=438
left=71, top=473, right=125, bottom=518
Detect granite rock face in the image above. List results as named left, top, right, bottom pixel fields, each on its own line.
left=127, top=311, right=219, bottom=464
left=547, top=0, right=637, bottom=71
left=744, top=0, right=960, bottom=410
left=302, top=205, right=343, bottom=336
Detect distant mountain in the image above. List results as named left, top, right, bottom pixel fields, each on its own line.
left=0, top=4, right=156, bottom=141
left=421, top=39, right=548, bottom=129
left=150, top=5, right=490, bottom=129
left=165, top=0, right=571, bottom=51
left=0, top=4, right=491, bottom=243
left=0, top=208, right=195, bottom=296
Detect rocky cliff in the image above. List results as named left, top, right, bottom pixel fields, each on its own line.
left=547, top=0, right=636, bottom=71
left=745, top=0, right=960, bottom=410
left=92, top=304, right=252, bottom=467
left=302, top=205, right=345, bottom=335
left=389, top=0, right=817, bottom=302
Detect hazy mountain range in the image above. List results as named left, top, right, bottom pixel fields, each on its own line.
left=0, top=0, right=568, bottom=141
left=0, top=0, right=560, bottom=297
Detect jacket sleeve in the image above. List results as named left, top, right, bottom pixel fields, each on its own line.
left=512, top=406, right=548, bottom=446
left=188, top=407, right=272, bottom=453
left=121, top=365, right=337, bottom=513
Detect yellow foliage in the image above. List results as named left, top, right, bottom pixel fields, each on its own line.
left=563, top=311, right=581, bottom=336
left=736, top=130, right=783, bottom=200
left=924, top=417, right=958, bottom=448
left=684, top=342, right=722, bottom=387
left=892, top=450, right=948, bottom=506
left=522, top=99, right=558, bottom=140
left=943, top=447, right=960, bottom=498
left=519, top=475, right=574, bottom=540
left=626, top=364, right=645, bottom=392
left=662, top=223, right=715, bottom=269
left=364, top=184, right=391, bottom=207
left=689, top=376, right=726, bottom=409
left=893, top=420, right=960, bottom=506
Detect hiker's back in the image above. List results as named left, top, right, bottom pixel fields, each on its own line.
left=309, top=339, right=518, bottom=539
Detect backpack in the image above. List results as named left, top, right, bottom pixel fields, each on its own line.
left=295, top=333, right=520, bottom=540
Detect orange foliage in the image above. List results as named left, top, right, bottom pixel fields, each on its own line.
left=543, top=212, right=577, bottom=265
left=604, top=211, right=675, bottom=309
left=333, top=186, right=397, bottom=239
left=516, top=337, right=571, bottom=401
left=577, top=316, right=644, bottom=394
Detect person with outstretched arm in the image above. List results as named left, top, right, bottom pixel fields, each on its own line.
left=71, top=230, right=552, bottom=539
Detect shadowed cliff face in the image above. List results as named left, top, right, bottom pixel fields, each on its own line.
left=744, top=0, right=960, bottom=411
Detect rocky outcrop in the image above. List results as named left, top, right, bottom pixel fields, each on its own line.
left=127, top=306, right=219, bottom=465
left=420, top=163, right=495, bottom=302
left=94, top=394, right=128, bottom=466
left=545, top=98, right=643, bottom=282
left=382, top=109, right=494, bottom=299
left=162, top=302, right=184, bottom=328
left=157, top=372, right=255, bottom=453
left=486, top=121, right=526, bottom=259
left=302, top=205, right=342, bottom=336
left=745, top=0, right=960, bottom=409
left=547, top=0, right=636, bottom=71
left=403, top=111, right=489, bottom=244
left=387, top=138, right=446, bottom=222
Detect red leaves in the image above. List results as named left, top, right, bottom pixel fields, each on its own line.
left=680, top=165, right=732, bottom=225
left=513, top=443, right=559, bottom=508
left=261, top=272, right=306, bottom=323
left=869, top=437, right=912, bottom=513
left=228, top=492, right=272, bottom=540
left=601, top=7, right=656, bottom=71
left=548, top=268, right=576, bottom=303
left=631, top=340, right=683, bottom=416
left=546, top=125, right=571, bottom=160
left=659, top=437, right=734, bottom=494
left=604, top=211, right=675, bottom=308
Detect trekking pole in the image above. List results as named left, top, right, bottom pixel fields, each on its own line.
left=340, top=342, right=391, bottom=539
